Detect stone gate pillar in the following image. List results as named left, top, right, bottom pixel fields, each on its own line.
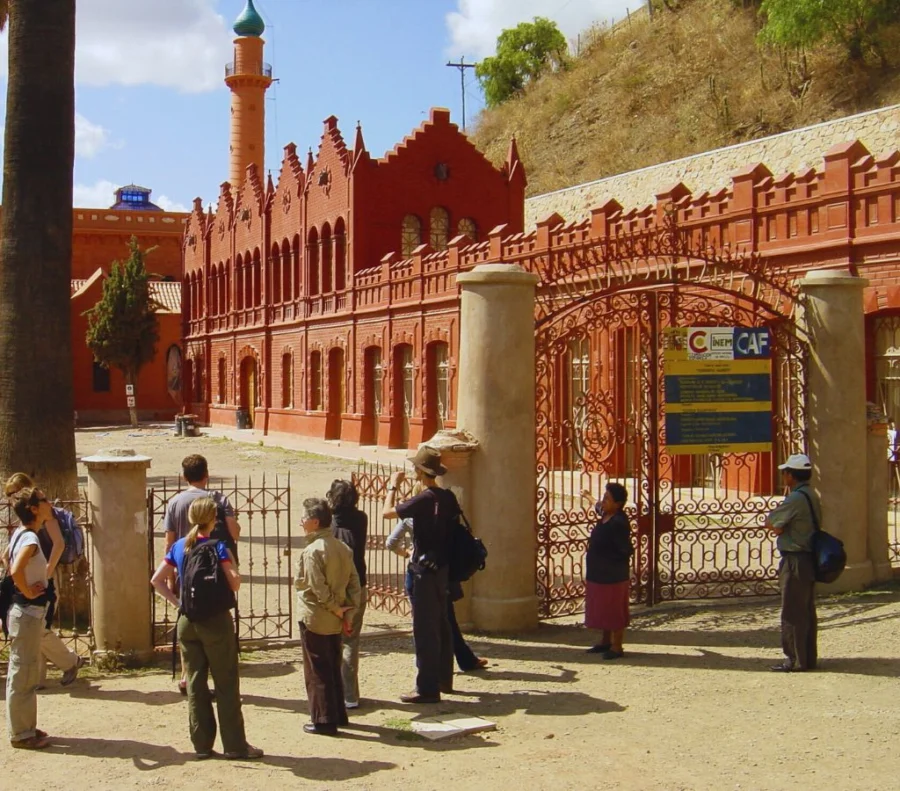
left=800, top=270, right=873, bottom=591
left=456, top=264, right=540, bottom=632
left=83, top=449, right=153, bottom=658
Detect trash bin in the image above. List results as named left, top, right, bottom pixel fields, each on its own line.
left=175, top=415, right=185, bottom=436
left=236, top=408, right=251, bottom=430
left=183, top=415, right=197, bottom=437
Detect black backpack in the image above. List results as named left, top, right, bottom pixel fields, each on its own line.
left=437, top=492, right=487, bottom=583
left=179, top=542, right=235, bottom=623
left=208, top=499, right=238, bottom=564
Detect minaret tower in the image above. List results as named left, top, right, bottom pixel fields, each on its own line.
left=225, top=0, right=273, bottom=188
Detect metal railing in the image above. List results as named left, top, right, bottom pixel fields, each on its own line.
left=225, top=61, right=272, bottom=78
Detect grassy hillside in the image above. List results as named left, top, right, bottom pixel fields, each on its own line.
left=471, top=0, right=900, bottom=197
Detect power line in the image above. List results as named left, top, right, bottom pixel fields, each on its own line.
left=446, top=56, right=476, bottom=132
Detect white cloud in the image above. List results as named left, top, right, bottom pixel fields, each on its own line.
left=73, top=180, right=189, bottom=212
left=0, top=0, right=232, bottom=92
left=75, top=113, right=111, bottom=159
left=73, top=179, right=119, bottom=208
left=446, top=0, right=637, bottom=58
left=154, top=195, right=190, bottom=213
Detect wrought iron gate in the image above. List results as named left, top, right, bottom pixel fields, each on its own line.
left=353, top=462, right=413, bottom=616
left=148, top=476, right=292, bottom=644
left=533, top=220, right=807, bottom=616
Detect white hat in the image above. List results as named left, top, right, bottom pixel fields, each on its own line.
left=778, top=453, right=812, bottom=471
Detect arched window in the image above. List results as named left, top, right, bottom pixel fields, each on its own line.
left=292, top=235, right=302, bottom=300
left=309, top=350, right=323, bottom=410
left=307, top=228, right=319, bottom=296
left=223, top=262, right=230, bottom=313
left=235, top=255, right=244, bottom=310
left=401, top=214, right=421, bottom=256
left=364, top=346, right=383, bottom=418
left=282, top=239, right=292, bottom=302
left=194, top=356, right=205, bottom=403
left=252, top=249, right=262, bottom=307
left=243, top=250, right=253, bottom=309
left=334, top=217, right=346, bottom=291
left=281, top=352, right=293, bottom=408
left=429, top=206, right=450, bottom=251
left=209, top=269, right=218, bottom=316
left=183, top=278, right=192, bottom=323
left=271, top=244, right=282, bottom=304
left=426, top=341, right=450, bottom=433
left=321, top=223, right=332, bottom=294
left=217, top=357, right=227, bottom=404
left=197, top=276, right=204, bottom=319
left=457, top=217, right=478, bottom=242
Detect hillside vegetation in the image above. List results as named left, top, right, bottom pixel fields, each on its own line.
left=471, top=0, right=900, bottom=197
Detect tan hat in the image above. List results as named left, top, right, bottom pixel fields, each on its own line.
left=409, top=446, right=447, bottom=477
left=778, top=453, right=812, bottom=471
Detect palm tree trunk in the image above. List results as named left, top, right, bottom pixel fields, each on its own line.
left=0, top=0, right=77, bottom=498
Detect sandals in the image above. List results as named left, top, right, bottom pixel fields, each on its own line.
left=178, top=680, right=188, bottom=696
left=12, top=733, right=51, bottom=749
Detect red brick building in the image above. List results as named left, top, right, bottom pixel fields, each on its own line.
left=182, top=109, right=525, bottom=446
left=68, top=185, right=186, bottom=423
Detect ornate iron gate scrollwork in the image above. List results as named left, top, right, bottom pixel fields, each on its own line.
left=533, top=216, right=808, bottom=616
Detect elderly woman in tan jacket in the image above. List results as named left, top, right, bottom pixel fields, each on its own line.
left=294, top=497, right=361, bottom=736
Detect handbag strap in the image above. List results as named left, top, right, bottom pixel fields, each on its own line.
left=796, top=488, right=820, bottom=532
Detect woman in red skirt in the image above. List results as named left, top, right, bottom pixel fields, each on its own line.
left=581, top=482, right=633, bottom=659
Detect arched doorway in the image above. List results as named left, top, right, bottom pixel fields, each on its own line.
left=239, top=356, right=258, bottom=429
left=326, top=347, right=345, bottom=440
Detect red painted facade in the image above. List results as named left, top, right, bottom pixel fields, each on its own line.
left=183, top=135, right=900, bottom=449
left=182, top=109, right=526, bottom=447
left=66, top=203, right=187, bottom=423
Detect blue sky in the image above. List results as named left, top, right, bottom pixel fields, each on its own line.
left=0, top=0, right=635, bottom=212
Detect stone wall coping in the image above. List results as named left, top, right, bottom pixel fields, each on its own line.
left=82, top=448, right=152, bottom=468
left=801, top=269, right=870, bottom=289
left=457, top=263, right=540, bottom=287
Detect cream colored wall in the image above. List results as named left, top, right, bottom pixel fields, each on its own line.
left=525, top=105, right=900, bottom=227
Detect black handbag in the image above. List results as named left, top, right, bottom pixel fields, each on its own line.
left=797, top=489, right=847, bottom=584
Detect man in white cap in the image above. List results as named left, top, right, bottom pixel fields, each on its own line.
left=766, top=453, right=820, bottom=672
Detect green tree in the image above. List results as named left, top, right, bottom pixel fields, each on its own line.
left=84, top=238, right=160, bottom=428
left=476, top=17, right=568, bottom=107
left=0, top=0, right=78, bottom=497
left=759, top=0, right=900, bottom=62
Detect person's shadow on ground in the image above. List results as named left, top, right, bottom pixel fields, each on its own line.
left=261, top=754, right=396, bottom=780
left=49, top=736, right=191, bottom=770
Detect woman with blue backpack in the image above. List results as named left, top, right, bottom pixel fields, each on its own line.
left=4, top=473, right=85, bottom=688
left=150, top=496, right=262, bottom=760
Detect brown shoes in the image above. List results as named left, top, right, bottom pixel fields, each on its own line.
left=399, top=691, right=440, bottom=704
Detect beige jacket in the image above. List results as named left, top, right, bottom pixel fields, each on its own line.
left=294, top=527, right=361, bottom=635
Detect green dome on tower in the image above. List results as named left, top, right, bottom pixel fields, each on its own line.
left=233, top=0, right=265, bottom=37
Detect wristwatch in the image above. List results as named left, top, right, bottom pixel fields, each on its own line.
left=387, top=486, right=396, bottom=491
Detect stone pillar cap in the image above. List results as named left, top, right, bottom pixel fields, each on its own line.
left=457, top=263, right=540, bottom=286
left=422, top=429, right=480, bottom=454
left=82, top=448, right=152, bottom=466
left=801, top=269, right=869, bottom=288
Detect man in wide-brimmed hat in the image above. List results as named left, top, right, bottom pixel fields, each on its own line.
left=766, top=453, right=820, bottom=673
left=383, top=446, right=456, bottom=704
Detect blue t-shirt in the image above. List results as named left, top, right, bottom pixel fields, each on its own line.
left=164, top=536, right=230, bottom=580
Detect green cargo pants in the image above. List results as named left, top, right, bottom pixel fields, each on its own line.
left=177, top=610, right=247, bottom=755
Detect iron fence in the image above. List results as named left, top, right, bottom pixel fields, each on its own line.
left=147, top=476, right=292, bottom=646
left=1, top=493, right=95, bottom=660
left=353, top=462, right=413, bottom=616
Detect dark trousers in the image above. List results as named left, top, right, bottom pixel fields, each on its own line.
left=410, top=565, right=453, bottom=697
left=300, top=624, right=347, bottom=727
left=778, top=553, right=818, bottom=670
left=178, top=611, right=247, bottom=754
left=448, top=598, right=479, bottom=671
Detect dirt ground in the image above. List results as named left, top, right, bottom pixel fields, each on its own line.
left=2, top=427, right=900, bottom=790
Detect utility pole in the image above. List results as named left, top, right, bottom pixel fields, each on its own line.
left=446, top=56, right=476, bottom=131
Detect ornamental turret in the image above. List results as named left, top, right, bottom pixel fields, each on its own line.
left=225, top=0, right=273, bottom=188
